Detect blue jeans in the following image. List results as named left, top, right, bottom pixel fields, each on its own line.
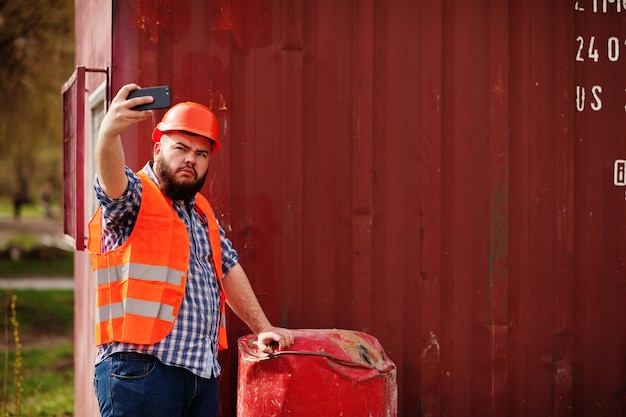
left=94, top=352, right=219, bottom=417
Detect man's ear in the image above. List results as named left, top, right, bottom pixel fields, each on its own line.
left=153, top=140, right=162, bottom=158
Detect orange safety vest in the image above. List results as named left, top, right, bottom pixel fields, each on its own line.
left=87, top=171, right=228, bottom=350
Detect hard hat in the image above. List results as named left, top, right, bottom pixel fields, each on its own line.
left=152, top=102, right=220, bottom=152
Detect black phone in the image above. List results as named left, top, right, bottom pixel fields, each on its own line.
left=127, top=85, right=171, bottom=110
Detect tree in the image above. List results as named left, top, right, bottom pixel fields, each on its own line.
left=0, top=0, right=74, bottom=215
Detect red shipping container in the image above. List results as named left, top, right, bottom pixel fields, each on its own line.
left=237, top=329, right=397, bottom=416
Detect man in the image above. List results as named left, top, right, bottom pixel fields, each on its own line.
left=87, top=84, right=294, bottom=417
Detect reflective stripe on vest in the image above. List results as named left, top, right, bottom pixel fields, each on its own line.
left=87, top=171, right=228, bottom=349
left=97, top=299, right=175, bottom=323
left=95, top=263, right=185, bottom=286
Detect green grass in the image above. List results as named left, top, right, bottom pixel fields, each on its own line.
left=4, top=343, right=74, bottom=417
left=0, top=231, right=74, bottom=278
left=0, top=203, right=75, bottom=414
left=0, top=290, right=74, bottom=336
left=2, top=234, right=40, bottom=253
left=0, top=202, right=46, bottom=220
left=0, top=257, right=73, bottom=278
left=0, top=290, right=74, bottom=417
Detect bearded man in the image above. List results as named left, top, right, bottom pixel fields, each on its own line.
left=87, top=84, right=294, bottom=417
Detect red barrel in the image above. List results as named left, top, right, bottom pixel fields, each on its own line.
left=237, top=329, right=397, bottom=416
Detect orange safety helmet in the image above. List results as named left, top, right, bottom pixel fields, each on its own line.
left=152, top=102, right=220, bottom=152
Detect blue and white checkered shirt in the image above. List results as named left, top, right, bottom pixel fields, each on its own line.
left=93, top=162, right=239, bottom=378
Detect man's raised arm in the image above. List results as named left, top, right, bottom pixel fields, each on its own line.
left=95, top=84, right=154, bottom=199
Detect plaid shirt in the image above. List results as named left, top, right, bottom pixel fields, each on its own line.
left=93, top=162, right=239, bottom=378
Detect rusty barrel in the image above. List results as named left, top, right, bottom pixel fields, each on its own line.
left=237, top=328, right=397, bottom=416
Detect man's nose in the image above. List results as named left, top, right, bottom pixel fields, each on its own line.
left=184, top=152, right=196, bottom=164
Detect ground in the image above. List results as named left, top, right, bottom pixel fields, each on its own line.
left=0, top=215, right=68, bottom=250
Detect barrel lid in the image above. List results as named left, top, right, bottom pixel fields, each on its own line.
left=238, top=328, right=395, bottom=373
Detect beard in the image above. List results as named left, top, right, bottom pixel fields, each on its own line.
left=154, top=159, right=208, bottom=202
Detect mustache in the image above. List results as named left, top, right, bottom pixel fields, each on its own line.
left=176, top=164, right=197, bottom=178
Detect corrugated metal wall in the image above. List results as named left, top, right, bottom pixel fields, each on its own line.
left=572, top=2, right=626, bottom=416
left=72, top=0, right=626, bottom=415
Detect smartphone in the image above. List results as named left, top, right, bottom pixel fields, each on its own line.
left=127, top=85, right=171, bottom=110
